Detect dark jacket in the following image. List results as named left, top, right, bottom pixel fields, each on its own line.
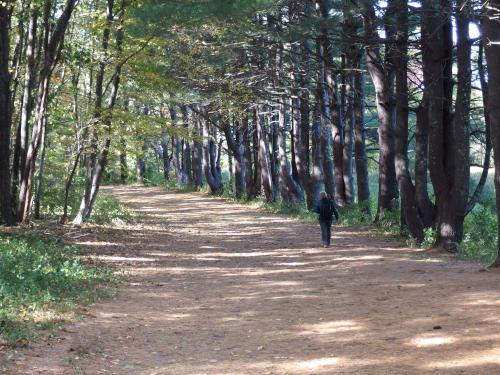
left=314, top=197, right=340, bottom=221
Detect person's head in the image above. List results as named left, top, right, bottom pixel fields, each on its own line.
left=320, top=191, right=326, bottom=199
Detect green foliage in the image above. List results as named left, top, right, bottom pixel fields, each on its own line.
left=461, top=204, right=498, bottom=264
left=90, top=196, right=134, bottom=225
left=40, top=163, right=133, bottom=225
left=421, top=227, right=437, bottom=248
left=0, top=232, right=115, bottom=346
left=338, top=203, right=372, bottom=226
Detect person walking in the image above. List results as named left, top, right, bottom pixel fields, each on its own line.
left=314, top=192, right=340, bottom=248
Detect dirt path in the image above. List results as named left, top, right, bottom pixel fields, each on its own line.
left=7, top=185, right=500, bottom=374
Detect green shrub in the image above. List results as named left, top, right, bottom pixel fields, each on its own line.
left=0, top=232, right=114, bottom=346
left=90, top=195, right=134, bottom=225
left=37, top=173, right=133, bottom=225
left=421, top=227, right=437, bottom=248
left=461, top=204, right=498, bottom=264
left=338, top=203, right=372, bottom=226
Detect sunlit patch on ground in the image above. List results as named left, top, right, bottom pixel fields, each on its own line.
left=410, top=334, right=457, bottom=347
left=9, top=185, right=500, bottom=375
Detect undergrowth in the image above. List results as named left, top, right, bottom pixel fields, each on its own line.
left=41, top=175, right=134, bottom=225
left=0, top=231, right=116, bottom=347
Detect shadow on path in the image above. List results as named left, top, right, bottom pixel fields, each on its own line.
left=9, top=185, right=500, bottom=375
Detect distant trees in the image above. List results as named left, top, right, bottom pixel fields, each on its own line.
left=1, top=0, right=500, bottom=265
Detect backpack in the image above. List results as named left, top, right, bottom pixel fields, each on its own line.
left=319, top=199, right=332, bottom=219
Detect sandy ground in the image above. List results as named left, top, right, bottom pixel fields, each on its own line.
left=4, top=185, right=500, bottom=374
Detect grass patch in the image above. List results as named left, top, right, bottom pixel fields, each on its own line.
left=0, top=231, right=116, bottom=347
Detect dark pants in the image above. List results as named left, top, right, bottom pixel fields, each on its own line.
left=319, top=219, right=332, bottom=246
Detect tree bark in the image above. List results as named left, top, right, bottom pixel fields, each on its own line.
left=363, top=2, right=398, bottom=220
left=353, top=68, right=370, bottom=212
left=277, top=98, right=304, bottom=204
left=422, top=0, right=456, bottom=249
left=256, top=106, right=274, bottom=201
left=483, top=0, right=500, bottom=266
left=34, top=116, right=47, bottom=220
left=223, top=120, right=245, bottom=198
left=12, top=2, right=38, bottom=205
left=414, top=104, right=435, bottom=227
left=467, top=41, right=492, bottom=214
left=120, top=136, right=128, bottom=183
left=191, top=114, right=203, bottom=187
left=18, top=0, right=77, bottom=223
left=170, top=105, right=183, bottom=184
left=0, top=4, right=13, bottom=224
left=341, top=1, right=358, bottom=206
left=73, top=0, right=124, bottom=224
left=316, top=37, right=335, bottom=201
left=202, top=113, right=223, bottom=195
left=298, top=40, right=317, bottom=209
left=243, top=114, right=255, bottom=198
left=182, top=106, right=192, bottom=185
left=317, top=0, right=343, bottom=205
left=452, top=0, right=472, bottom=242
left=393, top=0, right=424, bottom=241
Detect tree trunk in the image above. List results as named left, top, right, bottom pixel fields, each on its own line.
left=316, top=38, right=335, bottom=201
left=182, top=107, right=192, bottom=185
left=170, top=105, right=184, bottom=184
left=60, top=149, right=81, bottom=223
left=452, top=0, right=472, bottom=242
left=136, top=153, right=146, bottom=182
left=12, top=3, right=38, bottom=206
left=18, top=0, right=77, bottom=223
left=256, top=106, right=274, bottom=201
left=299, top=43, right=318, bottom=209
left=270, top=109, right=280, bottom=200
left=353, top=69, right=370, bottom=212
left=253, top=116, right=262, bottom=197
left=312, top=96, right=324, bottom=203
left=34, top=116, right=48, bottom=220
left=277, top=98, right=304, bottom=204
left=191, top=115, right=203, bottom=187
left=422, top=0, right=456, bottom=249
left=414, top=105, right=435, bottom=227
left=73, top=0, right=124, bottom=224
left=467, top=41, right=492, bottom=214
left=202, top=114, right=223, bottom=195
left=273, top=36, right=303, bottom=205
left=341, top=4, right=358, bottom=206
left=0, top=5, right=13, bottom=224
left=363, top=2, right=398, bottom=220
left=18, top=3, right=38, bottom=187
left=483, top=0, right=500, bottom=266
left=393, top=0, right=424, bottom=242
left=120, top=136, right=128, bottom=183
left=223, top=121, right=245, bottom=198
left=243, top=115, right=255, bottom=198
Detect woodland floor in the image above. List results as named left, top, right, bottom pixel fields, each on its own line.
left=5, top=185, right=500, bottom=374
